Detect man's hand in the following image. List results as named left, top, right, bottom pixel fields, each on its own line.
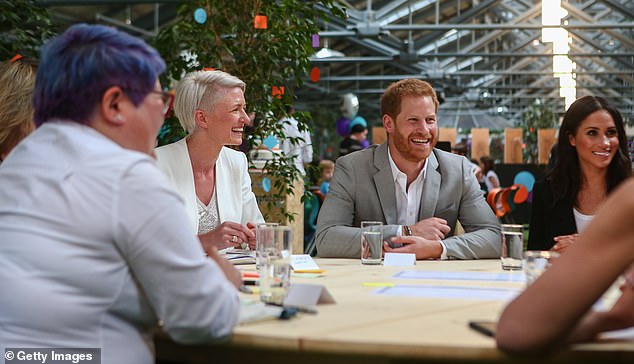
left=409, top=217, right=451, bottom=240
left=384, top=236, right=443, bottom=259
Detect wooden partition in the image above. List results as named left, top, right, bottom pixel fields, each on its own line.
left=504, top=128, right=523, bottom=164
left=538, top=128, right=557, bottom=164
left=371, top=126, right=386, bottom=146
left=250, top=171, right=304, bottom=254
left=471, top=128, right=489, bottom=160
left=438, top=127, right=457, bottom=147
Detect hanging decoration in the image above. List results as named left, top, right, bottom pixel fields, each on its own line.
left=309, top=67, right=320, bottom=82
left=254, top=15, right=268, bottom=29
left=193, top=8, right=207, bottom=24
left=262, top=177, right=271, bottom=193
left=272, top=86, right=284, bottom=99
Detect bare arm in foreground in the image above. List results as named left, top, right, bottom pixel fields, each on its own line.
left=497, top=178, right=634, bottom=355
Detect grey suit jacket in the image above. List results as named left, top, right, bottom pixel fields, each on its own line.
left=315, top=143, right=501, bottom=259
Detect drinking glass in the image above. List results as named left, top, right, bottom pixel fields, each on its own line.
left=255, top=222, right=278, bottom=270
left=258, top=226, right=292, bottom=305
left=524, top=250, right=559, bottom=286
left=501, top=224, right=524, bottom=270
left=361, top=221, right=383, bottom=265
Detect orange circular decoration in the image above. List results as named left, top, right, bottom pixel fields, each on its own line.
left=310, top=67, right=320, bottom=82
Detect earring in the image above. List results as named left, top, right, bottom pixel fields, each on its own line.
left=114, top=114, right=122, bottom=122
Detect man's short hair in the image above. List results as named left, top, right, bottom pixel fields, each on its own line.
left=380, top=79, right=439, bottom=120
left=350, top=124, right=367, bottom=134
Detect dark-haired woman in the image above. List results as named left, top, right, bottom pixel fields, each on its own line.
left=479, top=155, right=500, bottom=192
left=528, top=96, right=631, bottom=252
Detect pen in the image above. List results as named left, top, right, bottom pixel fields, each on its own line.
left=293, top=269, right=325, bottom=274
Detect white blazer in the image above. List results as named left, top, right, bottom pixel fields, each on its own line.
left=155, top=138, right=264, bottom=233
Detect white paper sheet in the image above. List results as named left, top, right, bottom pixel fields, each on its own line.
left=291, top=254, right=321, bottom=270
left=394, top=270, right=525, bottom=282
left=601, top=327, right=634, bottom=341
left=375, top=285, right=521, bottom=301
left=384, top=253, right=416, bottom=266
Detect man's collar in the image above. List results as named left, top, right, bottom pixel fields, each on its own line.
left=387, top=146, right=427, bottom=182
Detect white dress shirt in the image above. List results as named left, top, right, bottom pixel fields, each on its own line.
left=387, top=149, right=448, bottom=259
left=0, top=122, right=240, bottom=364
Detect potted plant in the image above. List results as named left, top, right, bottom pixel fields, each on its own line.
left=153, top=0, right=344, bottom=222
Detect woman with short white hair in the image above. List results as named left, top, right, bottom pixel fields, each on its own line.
left=156, top=70, right=264, bottom=252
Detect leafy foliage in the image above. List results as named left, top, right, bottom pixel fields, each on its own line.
left=0, top=0, right=55, bottom=60
left=153, top=0, right=344, bottom=220
left=520, top=99, right=558, bottom=163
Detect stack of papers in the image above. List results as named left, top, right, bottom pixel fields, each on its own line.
left=222, top=249, right=256, bottom=265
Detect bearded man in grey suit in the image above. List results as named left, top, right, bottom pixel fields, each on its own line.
left=315, top=79, right=500, bottom=259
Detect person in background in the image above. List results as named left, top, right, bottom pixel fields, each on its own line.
left=0, top=24, right=240, bottom=364
left=279, top=105, right=313, bottom=177
left=451, top=143, right=482, bottom=180
left=528, top=96, right=631, bottom=253
left=156, top=70, right=264, bottom=252
left=0, top=55, right=37, bottom=162
left=339, top=122, right=368, bottom=157
left=497, top=178, right=634, bottom=355
left=318, top=159, right=334, bottom=196
left=479, top=155, right=500, bottom=192
left=315, top=78, right=500, bottom=260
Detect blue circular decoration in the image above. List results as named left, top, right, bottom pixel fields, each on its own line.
left=513, top=171, right=536, bottom=192
left=262, top=177, right=271, bottom=193
left=194, top=8, right=207, bottom=24
left=263, top=134, right=278, bottom=150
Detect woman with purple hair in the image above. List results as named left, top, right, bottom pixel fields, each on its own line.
left=0, top=24, right=241, bottom=364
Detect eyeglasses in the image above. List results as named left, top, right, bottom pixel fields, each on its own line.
left=121, top=87, right=174, bottom=118
left=149, top=90, right=174, bottom=117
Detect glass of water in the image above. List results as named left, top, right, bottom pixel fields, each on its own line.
left=361, top=221, right=383, bottom=265
left=524, top=250, right=559, bottom=286
left=258, top=225, right=292, bottom=305
left=255, top=222, right=278, bottom=270
left=501, top=224, right=524, bottom=270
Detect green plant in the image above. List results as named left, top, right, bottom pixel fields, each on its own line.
left=520, top=99, right=558, bottom=164
left=0, top=0, right=55, bottom=60
left=153, top=0, right=344, bottom=221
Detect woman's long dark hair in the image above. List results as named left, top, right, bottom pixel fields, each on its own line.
left=548, top=96, right=631, bottom=204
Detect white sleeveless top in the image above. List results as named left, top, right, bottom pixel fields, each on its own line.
left=573, top=207, right=594, bottom=233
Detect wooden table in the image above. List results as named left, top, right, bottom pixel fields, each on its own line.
left=156, top=259, right=634, bottom=364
